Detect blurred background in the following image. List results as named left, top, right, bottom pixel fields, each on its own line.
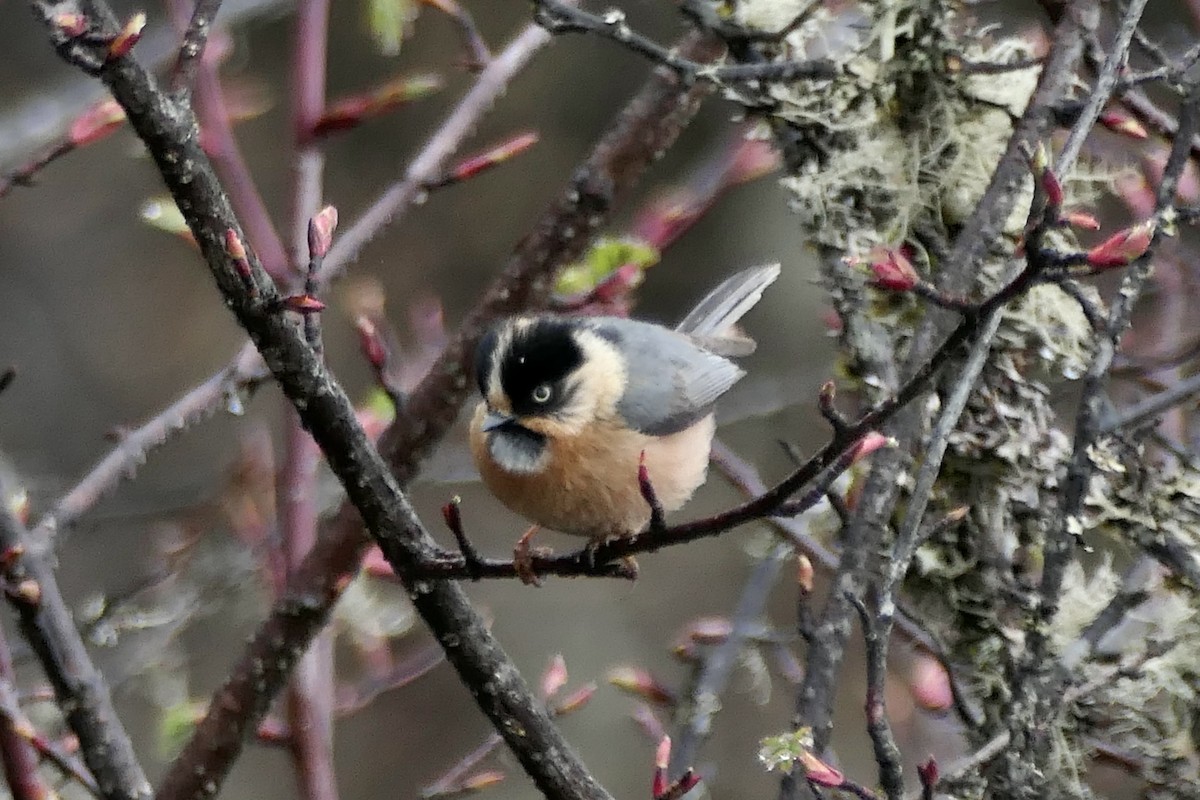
left=0, top=1, right=1190, bottom=798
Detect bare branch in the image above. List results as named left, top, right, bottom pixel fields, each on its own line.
left=0, top=500, right=150, bottom=800
left=171, top=0, right=224, bottom=92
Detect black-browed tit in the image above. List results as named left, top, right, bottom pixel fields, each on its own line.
left=469, top=264, right=780, bottom=542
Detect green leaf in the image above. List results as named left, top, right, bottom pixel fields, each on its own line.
left=140, top=196, right=190, bottom=238
left=157, top=699, right=206, bottom=758
left=367, top=0, right=418, bottom=56
left=757, top=728, right=813, bottom=772
left=555, top=237, right=659, bottom=295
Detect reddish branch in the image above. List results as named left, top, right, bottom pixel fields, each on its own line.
left=0, top=631, right=56, bottom=800
left=279, top=3, right=338, bottom=799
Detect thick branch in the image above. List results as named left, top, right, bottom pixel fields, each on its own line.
left=137, top=24, right=723, bottom=800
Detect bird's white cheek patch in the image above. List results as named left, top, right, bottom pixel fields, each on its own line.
left=488, top=429, right=549, bottom=475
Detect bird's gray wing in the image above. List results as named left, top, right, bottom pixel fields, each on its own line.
left=589, top=318, right=744, bottom=435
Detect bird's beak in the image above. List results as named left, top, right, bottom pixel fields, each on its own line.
left=482, top=410, right=517, bottom=433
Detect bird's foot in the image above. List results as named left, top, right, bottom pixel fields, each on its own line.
left=513, top=525, right=550, bottom=587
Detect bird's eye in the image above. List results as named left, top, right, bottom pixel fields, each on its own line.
left=531, top=384, right=553, bottom=404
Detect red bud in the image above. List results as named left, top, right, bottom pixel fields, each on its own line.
left=307, top=205, right=338, bottom=260
left=867, top=247, right=919, bottom=292
left=447, top=131, right=539, bottom=184
left=68, top=99, right=125, bottom=147
left=1100, top=110, right=1149, bottom=141
left=848, top=432, right=892, bottom=464
left=355, top=317, right=387, bottom=371
left=52, top=12, right=88, bottom=37
left=281, top=294, right=326, bottom=314
left=1040, top=166, right=1064, bottom=208
left=107, top=13, right=146, bottom=61
left=676, top=771, right=701, bottom=795
left=1085, top=219, right=1156, bottom=269
left=917, top=757, right=940, bottom=788
left=540, top=654, right=568, bottom=700
left=1062, top=209, right=1100, bottom=231
left=552, top=683, right=596, bottom=715
left=798, top=750, right=844, bottom=787
left=652, top=736, right=671, bottom=798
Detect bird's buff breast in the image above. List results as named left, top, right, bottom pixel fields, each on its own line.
left=470, top=404, right=715, bottom=538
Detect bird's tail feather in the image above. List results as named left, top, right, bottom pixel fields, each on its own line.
left=675, top=264, right=781, bottom=351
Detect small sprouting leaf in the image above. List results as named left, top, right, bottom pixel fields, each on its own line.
left=140, top=196, right=190, bottom=237
left=555, top=237, right=659, bottom=296
left=157, top=699, right=207, bottom=758
left=366, top=0, right=419, bottom=56
left=757, top=729, right=813, bottom=772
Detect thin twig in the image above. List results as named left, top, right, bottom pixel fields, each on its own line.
left=532, top=0, right=836, bottom=86
left=280, top=4, right=336, bottom=799
left=30, top=347, right=265, bottom=540
left=1098, top=369, right=1200, bottom=433
left=171, top=0, right=224, bottom=92
left=0, top=496, right=149, bottom=800
left=319, top=21, right=556, bottom=283
left=847, top=591, right=902, bottom=800
left=420, top=732, right=503, bottom=799
left=669, top=441, right=790, bottom=775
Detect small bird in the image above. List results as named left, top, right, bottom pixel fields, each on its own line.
left=469, top=265, right=780, bottom=573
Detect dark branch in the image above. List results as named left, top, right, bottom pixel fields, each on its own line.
left=0, top=500, right=149, bottom=800
left=171, top=0, right=224, bottom=92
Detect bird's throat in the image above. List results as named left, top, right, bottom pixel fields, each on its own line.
left=487, top=424, right=548, bottom=475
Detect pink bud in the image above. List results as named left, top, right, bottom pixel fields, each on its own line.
left=868, top=248, right=919, bottom=292
left=458, top=771, right=505, bottom=791
left=355, top=317, right=387, bottom=371
left=909, top=653, right=953, bottom=712
left=849, top=432, right=892, bottom=464
left=652, top=736, right=671, bottom=798
left=53, top=12, right=88, bottom=37
left=1062, top=209, right=1100, bottom=231
left=541, top=654, right=569, bottom=700
left=307, top=205, right=338, bottom=259
left=107, top=12, right=145, bottom=61
left=1086, top=219, right=1156, bottom=269
left=449, top=131, right=539, bottom=183
left=552, top=683, right=596, bottom=715
left=225, top=229, right=247, bottom=261
left=799, top=750, right=844, bottom=787
left=608, top=666, right=675, bottom=706
left=68, top=99, right=125, bottom=147
left=1100, top=110, right=1149, bottom=141
left=281, top=294, right=326, bottom=314
left=796, top=554, right=814, bottom=593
